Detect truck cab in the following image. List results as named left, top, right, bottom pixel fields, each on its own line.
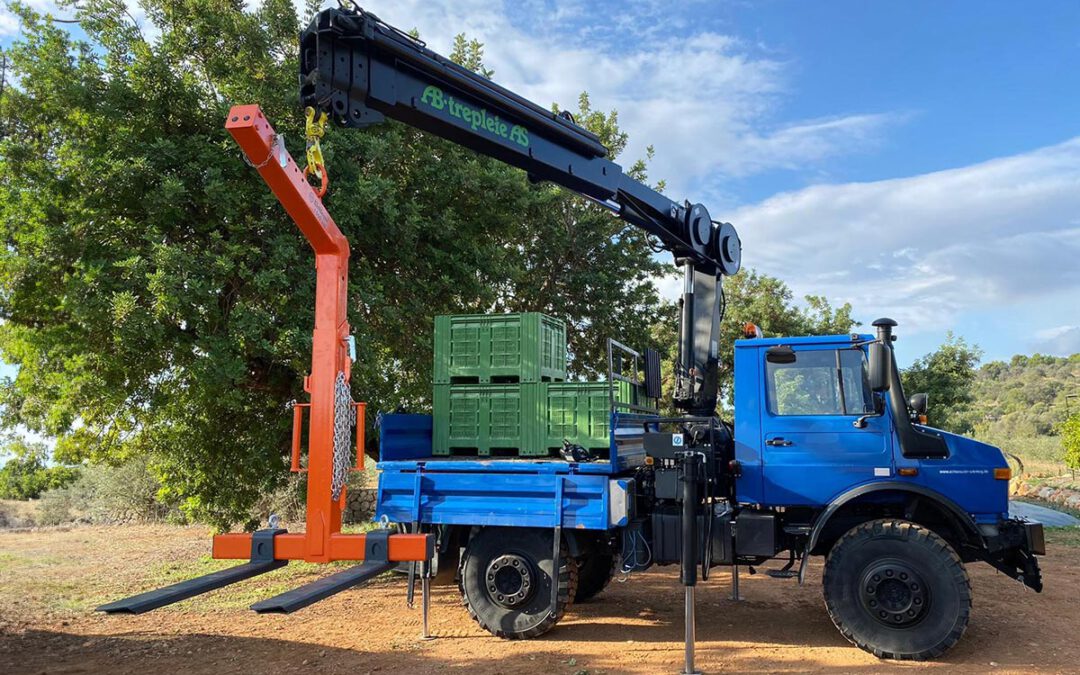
left=733, top=331, right=1011, bottom=525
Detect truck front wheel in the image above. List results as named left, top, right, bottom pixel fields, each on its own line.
left=459, top=527, right=578, bottom=639
left=823, top=519, right=971, bottom=660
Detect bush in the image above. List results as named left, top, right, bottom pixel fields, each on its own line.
left=977, top=431, right=1066, bottom=478
left=0, top=454, right=80, bottom=500
left=36, top=456, right=181, bottom=525
left=1062, top=414, right=1080, bottom=472
left=0, top=500, right=37, bottom=528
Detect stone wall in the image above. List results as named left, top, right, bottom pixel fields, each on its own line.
left=343, top=487, right=379, bottom=524
left=1014, top=480, right=1080, bottom=512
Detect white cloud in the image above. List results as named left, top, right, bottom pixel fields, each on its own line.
left=1032, top=326, right=1080, bottom=356
left=0, top=13, right=18, bottom=36
left=4, top=0, right=894, bottom=191
left=728, top=137, right=1080, bottom=332
left=347, top=0, right=898, bottom=193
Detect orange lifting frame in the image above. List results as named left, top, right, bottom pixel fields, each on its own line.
left=221, top=104, right=426, bottom=564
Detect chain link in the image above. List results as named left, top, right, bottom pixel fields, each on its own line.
left=243, top=133, right=284, bottom=171
left=332, top=371, right=356, bottom=500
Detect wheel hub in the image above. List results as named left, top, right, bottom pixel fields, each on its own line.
left=485, top=554, right=535, bottom=609
left=859, top=559, right=929, bottom=627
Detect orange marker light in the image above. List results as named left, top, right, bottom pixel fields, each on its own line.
left=743, top=322, right=762, bottom=339
left=898, top=467, right=918, bottom=477
left=994, top=468, right=1012, bottom=480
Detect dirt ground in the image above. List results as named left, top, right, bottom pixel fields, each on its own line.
left=1, top=524, right=1078, bottom=674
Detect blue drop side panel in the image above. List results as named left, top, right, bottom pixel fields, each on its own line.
left=376, top=468, right=611, bottom=530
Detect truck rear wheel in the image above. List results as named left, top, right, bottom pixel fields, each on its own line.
left=574, top=553, right=617, bottom=602
left=459, top=527, right=578, bottom=639
left=823, top=519, right=971, bottom=660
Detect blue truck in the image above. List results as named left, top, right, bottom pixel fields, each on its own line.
left=98, top=7, right=1047, bottom=670
left=288, top=7, right=1046, bottom=664
left=374, top=318, right=1044, bottom=660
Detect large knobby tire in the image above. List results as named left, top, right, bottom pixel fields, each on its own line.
left=574, top=553, right=617, bottom=602
left=823, top=519, right=971, bottom=660
left=459, top=527, right=578, bottom=639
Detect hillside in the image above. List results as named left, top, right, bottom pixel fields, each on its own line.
left=968, top=353, right=1079, bottom=476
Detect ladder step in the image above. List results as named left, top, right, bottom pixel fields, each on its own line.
left=97, top=559, right=286, bottom=614
left=250, top=560, right=395, bottom=614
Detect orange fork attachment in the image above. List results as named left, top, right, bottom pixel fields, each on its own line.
left=221, top=105, right=425, bottom=564
left=96, top=106, right=428, bottom=617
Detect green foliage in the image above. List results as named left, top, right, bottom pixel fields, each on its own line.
left=969, top=353, right=1079, bottom=438
left=37, top=454, right=179, bottom=525
left=0, top=440, right=79, bottom=500
left=302, top=0, right=322, bottom=24
left=901, top=332, right=982, bottom=434
left=718, top=270, right=856, bottom=409
left=650, top=269, right=857, bottom=413
left=0, top=1, right=666, bottom=528
left=963, top=352, right=1078, bottom=476
left=451, top=33, right=494, bottom=79
left=1061, top=414, right=1080, bottom=472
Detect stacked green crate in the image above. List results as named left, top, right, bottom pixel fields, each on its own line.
left=434, top=313, right=567, bottom=384
left=432, top=383, right=545, bottom=456
left=433, top=313, right=566, bottom=456
left=543, top=380, right=636, bottom=455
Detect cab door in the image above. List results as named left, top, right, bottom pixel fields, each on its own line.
left=760, top=345, right=892, bottom=506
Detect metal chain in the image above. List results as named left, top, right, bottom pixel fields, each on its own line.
left=332, top=371, right=356, bottom=500
left=243, top=133, right=284, bottom=171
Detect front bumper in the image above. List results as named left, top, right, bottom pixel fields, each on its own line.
left=981, top=517, right=1044, bottom=592
left=1024, top=520, right=1046, bottom=555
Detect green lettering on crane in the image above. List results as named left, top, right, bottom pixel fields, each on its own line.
left=419, top=85, right=529, bottom=149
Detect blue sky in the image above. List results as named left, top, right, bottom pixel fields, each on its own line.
left=2, top=0, right=1079, bottom=366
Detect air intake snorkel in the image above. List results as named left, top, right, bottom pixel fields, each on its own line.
left=871, top=318, right=950, bottom=458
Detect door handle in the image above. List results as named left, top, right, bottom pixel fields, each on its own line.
left=766, top=438, right=793, bottom=447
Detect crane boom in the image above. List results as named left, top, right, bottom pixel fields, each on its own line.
left=299, top=5, right=742, bottom=415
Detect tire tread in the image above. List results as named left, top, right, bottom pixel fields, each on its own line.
left=459, top=530, right=578, bottom=640
left=823, top=518, right=971, bottom=661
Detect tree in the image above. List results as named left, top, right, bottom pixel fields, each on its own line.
left=716, top=270, right=857, bottom=409
left=0, top=439, right=80, bottom=500
left=649, top=269, right=857, bottom=413
left=1061, top=414, right=1080, bottom=471
left=967, top=354, right=1078, bottom=438
left=901, top=333, right=982, bottom=434
left=0, top=1, right=667, bottom=528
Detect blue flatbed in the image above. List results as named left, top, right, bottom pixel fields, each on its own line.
left=373, top=413, right=649, bottom=531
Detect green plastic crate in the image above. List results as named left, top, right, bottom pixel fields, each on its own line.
left=432, top=383, right=545, bottom=456
left=544, top=381, right=636, bottom=452
left=434, top=313, right=567, bottom=384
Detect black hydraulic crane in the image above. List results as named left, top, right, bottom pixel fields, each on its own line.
left=299, top=5, right=742, bottom=418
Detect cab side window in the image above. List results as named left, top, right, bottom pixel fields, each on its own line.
left=766, top=348, right=873, bottom=416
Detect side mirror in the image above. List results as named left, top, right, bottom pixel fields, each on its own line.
left=868, top=341, right=891, bottom=392
left=765, top=345, right=796, bottom=364
left=908, top=393, right=928, bottom=415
